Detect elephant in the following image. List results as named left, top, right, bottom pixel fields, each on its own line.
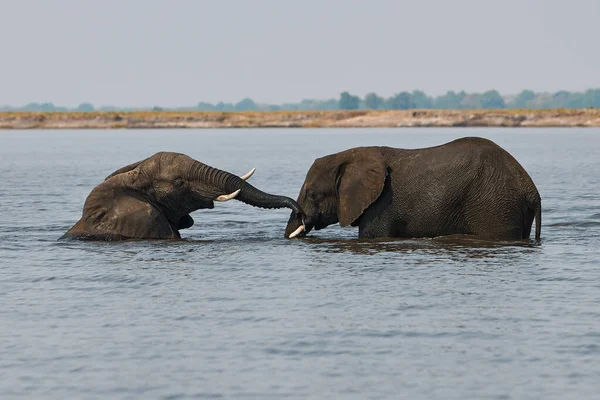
left=62, top=151, right=304, bottom=241
left=285, top=137, right=541, bottom=241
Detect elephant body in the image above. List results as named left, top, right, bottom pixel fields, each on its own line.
left=285, top=137, right=541, bottom=241
left=65, top=185, right=182, bottom=240
left=63, top=152, right=303, bottom=241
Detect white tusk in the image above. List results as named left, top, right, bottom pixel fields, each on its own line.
left=215, top=189, right=241, bottom=202
left=288, top=225, right=305, bottom=239
left=240, top=168, right=256, bottom=181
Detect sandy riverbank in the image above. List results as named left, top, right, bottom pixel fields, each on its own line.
left=1, top=109, right=600, bottom=129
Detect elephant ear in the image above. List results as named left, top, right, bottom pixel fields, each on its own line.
left=104, top=158, right=147, bottom=181
left=337, top=148, right=387, bottom=227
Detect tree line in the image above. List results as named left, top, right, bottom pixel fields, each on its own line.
left=2, top=89, right=599, bottom=112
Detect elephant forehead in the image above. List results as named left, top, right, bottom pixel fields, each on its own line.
left=304, top=171, right=331, bottom=190
left=148, top=153, right=196, bottom=171
left=309, top=157, right=338, bottom=178
left=313, top=153, right=337, bottom=167
left=161, top=152, right=192, bottom=164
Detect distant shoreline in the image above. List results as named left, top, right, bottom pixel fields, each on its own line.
left=1, top=109, right=600, bottom=129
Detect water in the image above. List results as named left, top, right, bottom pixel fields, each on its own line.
left=1, top=128, right=599, bottom=399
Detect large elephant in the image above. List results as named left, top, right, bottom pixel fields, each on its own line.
left=62, top=152, right=304, bottom=240
left=285, top=137, right=541, bottom=241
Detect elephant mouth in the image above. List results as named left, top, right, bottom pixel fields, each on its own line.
left=287, top=212, right=341, bottom=238
left=163, top=197, right=214, bottom=228
left=286, top=215, right=313, bottom=239
left=196, top=198, right=215, bottom=210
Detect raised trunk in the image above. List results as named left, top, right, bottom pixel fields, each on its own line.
left=191, top=162, right=303, bottom=214
left=225, top=174, right=303, bottom=213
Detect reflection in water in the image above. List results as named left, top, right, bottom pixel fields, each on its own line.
left=303, top=235, right=540, bottom=257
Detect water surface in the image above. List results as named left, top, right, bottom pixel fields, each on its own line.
left=1, top=128, right=599, bottom=399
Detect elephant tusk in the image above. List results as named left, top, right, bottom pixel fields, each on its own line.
left=288, top=224, right=305, bottom=239
left=240, top=168, right=256, bottom=181
left=215, top=189, right=241, bottom=202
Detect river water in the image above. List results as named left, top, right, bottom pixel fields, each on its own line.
left=1, top=128, right=599, bottom=399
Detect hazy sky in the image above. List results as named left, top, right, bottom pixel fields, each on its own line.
left=1, top=0, right=598, bottom=107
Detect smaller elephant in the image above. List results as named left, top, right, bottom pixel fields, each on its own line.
left=62, top=152, right=304, bottom=240
left=285, top=137, right=541, bottom=241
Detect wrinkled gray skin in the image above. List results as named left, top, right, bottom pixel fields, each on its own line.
left=62, top=152, right=303, bottom=241
left=285, top=137, right=541, bottom=241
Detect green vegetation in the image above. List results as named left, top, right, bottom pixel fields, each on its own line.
left=2, top=89, right=599, bottom=112
left=339, top=92, right=361, bottom=110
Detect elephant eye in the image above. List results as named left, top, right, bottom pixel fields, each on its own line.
left=174, top=179, right=184, bottom=187
left=307, top=189, right=317, bottom=199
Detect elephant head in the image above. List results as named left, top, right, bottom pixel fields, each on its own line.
left=66, top=151, right=305, bottom=240
left=285, top=147, right=387, bottom=238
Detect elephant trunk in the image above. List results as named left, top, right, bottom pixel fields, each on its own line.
left=224, top=174, right=304, bottom=214
left=191, top=162, right=304, bottom=214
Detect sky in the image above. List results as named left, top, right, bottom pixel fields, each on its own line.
left=1, top=0, right=599, bottom=107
